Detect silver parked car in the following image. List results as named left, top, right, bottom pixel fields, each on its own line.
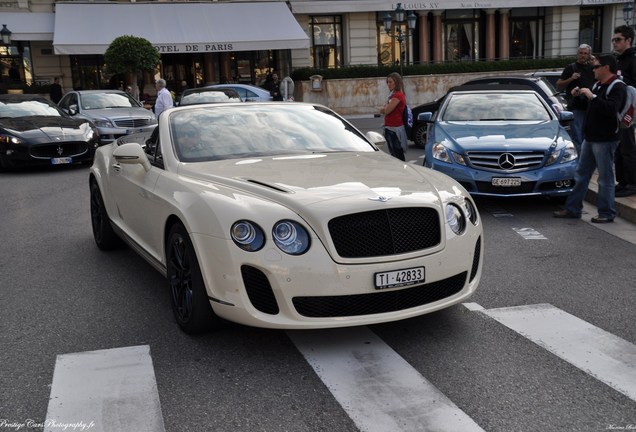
left=58, top=90, right=157, bottom=144
left=207, top=84, right=273, bottom=102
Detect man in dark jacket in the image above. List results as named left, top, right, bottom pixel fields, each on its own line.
left=554, top=55, right=626, bottom=223
left=612, top=25, right=636, bottom=197
left=50, top=77, right=63, bottom=104
left=556, top=44, right=595, bottom=155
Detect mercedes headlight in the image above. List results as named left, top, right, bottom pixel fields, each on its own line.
left=546, top=142, right=578, bottom=166
left=432, top=143, right=465, bottom=165
left=231, top=220, right=265, bottom=252
left=92, top=119, right=114, bottom=128
left=446, top=203, right=466, bottom=235
left=432, top=143, right=451, bottom=163
left=272, top=220, right=310, bottom=255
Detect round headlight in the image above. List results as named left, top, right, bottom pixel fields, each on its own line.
left=446, top=203, right=466, bottom=235
left=272, top=220, right=310, bottom=255
left=231, top=220, right=264, bottom=252
left=463, top=198, right=478, bottom=225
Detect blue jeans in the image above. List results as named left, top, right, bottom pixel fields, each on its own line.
left=564, top=139, right=619, bottom=219
left=384, top=128, right=406, bottom=161
left=569, top=110, right=586, bottom=155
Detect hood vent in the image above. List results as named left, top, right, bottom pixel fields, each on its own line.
left=240, top=178, right=294, bottom=194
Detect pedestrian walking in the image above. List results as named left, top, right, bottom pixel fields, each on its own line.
left=380, top=72, right=408, bottom=161
left=153, top=78, right=173, bottom=117
left=612, top=25, right=636, bottom=197
left=268, top=73, right=283, bottom=101
left=556, top=44, right=594, bottom=155
left=554, top=55, right=626, bottom=223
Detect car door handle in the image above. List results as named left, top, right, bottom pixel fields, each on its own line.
left=112, top=163, right=121, bottom=172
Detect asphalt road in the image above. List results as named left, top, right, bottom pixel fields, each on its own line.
left=1, top=157, right=635, bottom=432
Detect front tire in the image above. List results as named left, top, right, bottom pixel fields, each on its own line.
left=90, top=180, right=124, bottom=250
left=167, top=223, right=223, bottom=334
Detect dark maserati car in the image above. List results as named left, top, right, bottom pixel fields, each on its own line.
left=0, top=94, right=100, bottom=170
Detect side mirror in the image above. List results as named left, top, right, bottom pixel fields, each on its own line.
left=366, top=131, right=386, bottom=148
left=418, top=112, right=434, bottom=122
left=559, top=110, right=574, bottom=122
left=113, top=142, right=151, bottom=171
left=68, top=104, right=78, bottom=115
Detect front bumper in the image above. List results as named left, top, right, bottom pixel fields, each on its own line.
left=191, top=228, right=483, bottom=329
left=427, top=160, right=577, bottom=198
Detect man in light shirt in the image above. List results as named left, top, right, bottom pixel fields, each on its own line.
left=154, top=78, right=173, bottom=117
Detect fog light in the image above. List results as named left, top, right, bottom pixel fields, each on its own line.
left=6, top=149, right=14, bottom=155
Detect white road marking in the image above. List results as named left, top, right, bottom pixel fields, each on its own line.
left=288, top=327, right=485, bottom=432
left=45, top=345, right=165, bottom=432
left=477, top=303, right=636, bottom=402
left=512, top=227, right=547, bottom=240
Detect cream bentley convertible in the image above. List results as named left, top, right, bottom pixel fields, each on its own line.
left=89, top=102, right=483, bottom=333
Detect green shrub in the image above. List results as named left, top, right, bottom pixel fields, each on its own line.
left=291, top=58, right=574, bottom=81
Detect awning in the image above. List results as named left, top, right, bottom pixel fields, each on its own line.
left=0, top=12, right=54, bottom=41
left=53, top=2, right=309, bottom=55
left=290, top=0, right=625, bottom=13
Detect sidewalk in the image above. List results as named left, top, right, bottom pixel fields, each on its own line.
left=586, top=173, right=636, bottom=224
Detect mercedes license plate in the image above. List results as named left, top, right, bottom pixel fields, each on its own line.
left=374, top=266, right=425, bottom=290
left=51, top=157, right=72, bottom=165
left=492, top=177, right=521, bottom=187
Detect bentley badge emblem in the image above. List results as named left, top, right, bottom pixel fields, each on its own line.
left=368, top=195, right=392, bottom=202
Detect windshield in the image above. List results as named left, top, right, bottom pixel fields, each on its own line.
left=80, top=92, right=141, bottom=110
left=0, top=100, right=63, bottom=118
left=169, top=104, right=375, bottom=162
left=180, top=91, right=242, bottom=106
left=441, top=92, right=552, bottom=122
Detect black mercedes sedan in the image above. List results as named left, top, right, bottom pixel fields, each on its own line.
left=0, top=94, right=100, bottom=170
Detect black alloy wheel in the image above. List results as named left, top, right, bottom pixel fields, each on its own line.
left=167, top=223, right=222, bottom=334
left=90, top=180, right=124, bottom=250
left=413, top=123, right=428, bottom=149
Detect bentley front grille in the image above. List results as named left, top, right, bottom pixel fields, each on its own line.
left=467, top=151, right=545, bottom=172
left=328, top=207, right=441, bottom=258
left=292, top=272, right=467, bottom=318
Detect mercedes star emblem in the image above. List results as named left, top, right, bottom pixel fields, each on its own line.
left=498, top=153, right=515, bottom=170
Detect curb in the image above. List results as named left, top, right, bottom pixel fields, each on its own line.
left=586, top=179, right=636, bottom=224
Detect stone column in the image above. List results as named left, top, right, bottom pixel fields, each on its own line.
left=485, top=9, right=496, bottom=60
left=419, top=12, right=430, bottom=64
left=499, top=9, right=510, bottom=60
left=433, top=11, right=443, bottom=63
left=203, top=53, right=216, bottom=85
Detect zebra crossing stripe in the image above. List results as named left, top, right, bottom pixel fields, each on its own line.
left=45, top=345, right=166, bottom=432
left=479, top=303, right=636, bottom=402
left=288, top=327, right=485, bottom=432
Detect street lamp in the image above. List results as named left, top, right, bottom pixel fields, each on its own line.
left=0, top=24, right=12, bottom=45
left=624, top=2, right=634, bottom=26
left=383, top=3, right=417, bottom=76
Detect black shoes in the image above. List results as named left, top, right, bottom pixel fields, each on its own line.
left=591, top=215, right=614, bottom=223
left=553, top=209, right=580, bottom=219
